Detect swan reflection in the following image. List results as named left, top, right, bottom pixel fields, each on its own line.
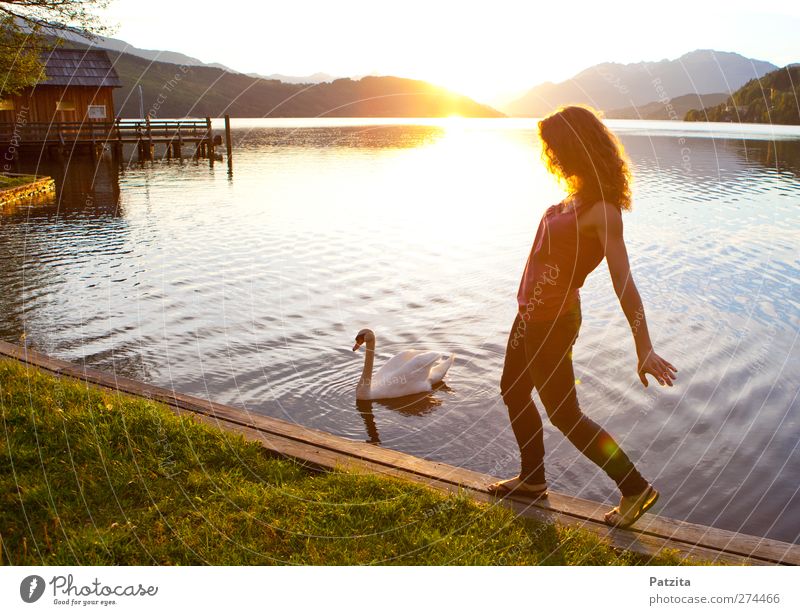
left=355, top=382, right=453, bottom=444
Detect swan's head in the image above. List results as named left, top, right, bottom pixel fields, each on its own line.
left=352, top=328, right=375, bottom=351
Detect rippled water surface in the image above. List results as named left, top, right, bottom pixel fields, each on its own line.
left=2, top=118, right=798, bottom=543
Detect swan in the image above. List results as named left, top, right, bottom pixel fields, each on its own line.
left=352, top=328, right=455, bottom=400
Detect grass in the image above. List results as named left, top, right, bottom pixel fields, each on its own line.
left=0, top=358, right=701, bottom=565
left=0, top=174, right=37, bottom=190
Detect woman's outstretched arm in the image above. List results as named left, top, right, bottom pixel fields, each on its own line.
left=587, top=201, right=678, bottom=387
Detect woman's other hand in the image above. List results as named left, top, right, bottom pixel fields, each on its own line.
left=637, top=350, right=678, bottom=387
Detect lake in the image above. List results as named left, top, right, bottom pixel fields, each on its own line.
left=1, top=118, right=798, bottom=544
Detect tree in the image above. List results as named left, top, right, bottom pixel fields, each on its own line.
left=0, top=0, right=111, bottom=97
left=684, top=66, right=800, bottom=125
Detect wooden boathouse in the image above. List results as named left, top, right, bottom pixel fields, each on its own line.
left=0, top=48, right=120, bottom=125
left=0, top=49, right=222, bottom=162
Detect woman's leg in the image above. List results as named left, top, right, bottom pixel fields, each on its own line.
left=500, top=313, right=546, bottom=485
left=523, top=310, right=649, bottom=496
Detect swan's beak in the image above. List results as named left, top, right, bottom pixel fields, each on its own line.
left=352, top=341, right=362, bottom=352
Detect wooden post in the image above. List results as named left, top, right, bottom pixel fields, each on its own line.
left=205, top=117, right=214, bottom=165
left=224, top=114, right=233, bottom=174
left=145, top=114, right=153, bottom=160
left=113, top=118, right=122, bottom=165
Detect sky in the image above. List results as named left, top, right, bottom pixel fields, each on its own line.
left=97, top=0, right=800, bottom=105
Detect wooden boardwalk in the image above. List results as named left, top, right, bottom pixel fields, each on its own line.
left=1, top=339, right=797, bottom=566
left=0, top=118, right=219, bottom=161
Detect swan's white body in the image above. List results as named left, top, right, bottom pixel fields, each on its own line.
left=353, top=329, right=455, bottom=400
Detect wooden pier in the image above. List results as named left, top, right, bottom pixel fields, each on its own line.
left=0, top=339, right=797, bottom=566
left=0, top=117, right=223, bottom=162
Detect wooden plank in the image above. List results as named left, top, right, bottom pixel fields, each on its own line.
left=1, top=340, right=795, bottom=565
left=0, top=341, right=67, bottom=374
left=176, top=407, right=760, bottom=565
left=530, top=491, right=800, bottom=565
left=166, top=392, right=800, bottom=563
left=123, top=379, right=800, bottom=565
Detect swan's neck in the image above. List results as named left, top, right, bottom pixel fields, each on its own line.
left=357, top=338, right=376, bottom=399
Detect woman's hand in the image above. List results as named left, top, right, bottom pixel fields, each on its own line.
left=637, top=349, right=678, bottom=387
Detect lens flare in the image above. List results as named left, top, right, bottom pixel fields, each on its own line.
left=599, top=434, right=620, bottom=459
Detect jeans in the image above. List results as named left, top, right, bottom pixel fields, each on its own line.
left=500, top=302, right=650, bottom=496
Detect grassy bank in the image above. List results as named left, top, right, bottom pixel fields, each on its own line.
left=0, top=358, right=694, bottom=565
left=0, top=174, right=37, bottom=190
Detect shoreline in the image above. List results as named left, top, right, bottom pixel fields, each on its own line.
left=1, top=340, right=796, bottom=565
left=0, top=174, right=55, bottom=212
left=0, top=354, right=678, bottom=566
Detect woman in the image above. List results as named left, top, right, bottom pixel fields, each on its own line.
left=488, top=105, right=677, bottom=528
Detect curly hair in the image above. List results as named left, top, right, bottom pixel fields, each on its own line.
left=538, top=104, right=633, bottom=211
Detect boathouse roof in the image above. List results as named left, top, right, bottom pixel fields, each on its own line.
left=40, top=49, right=122, bottom=88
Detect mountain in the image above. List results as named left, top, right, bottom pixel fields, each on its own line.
left=60, top=31, right=350, bottom=85
left=685, top=65, right=800, bottom=125
left=89, top=46, right=503, bottom=118
left=66, top=34, right=345, bottom=84
left=57, top=31, right=238, bottom=73
left=507, top=50, right=778, bottom=117
left=250, top=72, right=338, bottom=84
left=606, top=92, right=730, bottom=120
left=50, top=33, right=502, bottom=118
